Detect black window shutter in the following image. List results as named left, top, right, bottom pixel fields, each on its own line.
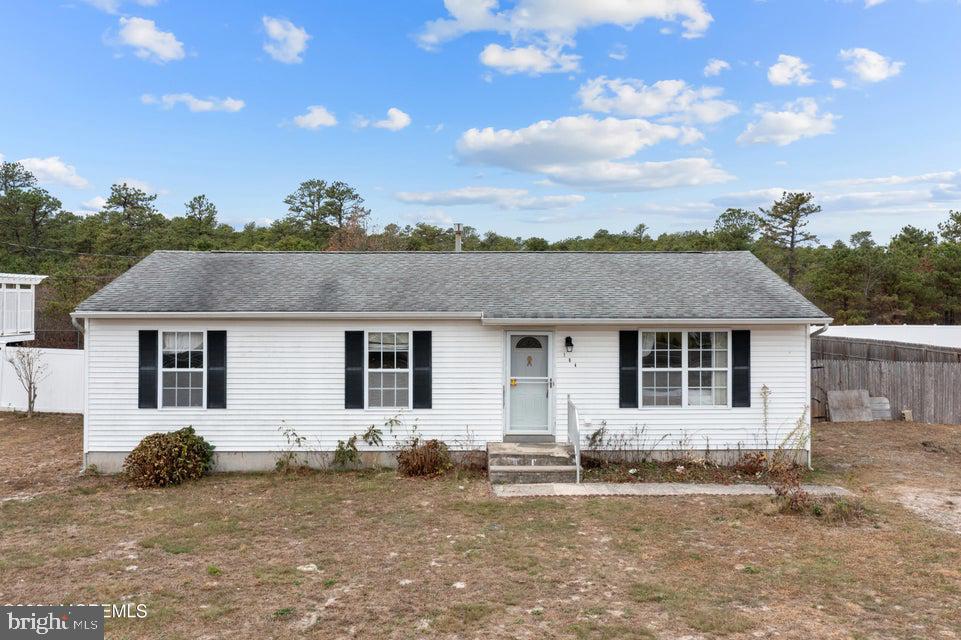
left=207, top=331, right=227, bottom=409
left=731, top=330, right=751, bottom=407
left=412, top=331, right=432, bottom=409
left=138, top=330, right=158, bottom=409
left=345, top=331, right=365, bottom=409
left=619, top=330, right=639, bottom=408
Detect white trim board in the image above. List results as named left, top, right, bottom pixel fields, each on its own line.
left=72, top=310, right=832, bottom=326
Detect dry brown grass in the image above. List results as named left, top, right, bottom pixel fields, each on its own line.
left=2, top=414, right=961, bottom=639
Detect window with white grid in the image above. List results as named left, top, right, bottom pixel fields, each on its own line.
left=161, top=331, right=205, bottom=407
left=367, top=331, right=410, bottom=408
left=640, top=331, right=683, bottom=406
left=687, top=331, right=729, bottom=406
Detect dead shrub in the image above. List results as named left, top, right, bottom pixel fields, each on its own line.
left=735, top=451, right=768, bottom=476
left=123, top=427, right=215, bottom=488
left=455, top=449, right=488, bottom=473
left=769, top=465, right=811, bottom=513
left=397, top=438, right=452, bottom=477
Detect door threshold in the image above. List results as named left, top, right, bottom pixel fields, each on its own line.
left=503, top=434, right=556, bottom=444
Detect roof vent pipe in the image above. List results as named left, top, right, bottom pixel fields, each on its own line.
left=454, top=223, right=463, bottom=252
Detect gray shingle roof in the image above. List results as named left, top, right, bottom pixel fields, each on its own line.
left=74, top=250, right=829, bottom=320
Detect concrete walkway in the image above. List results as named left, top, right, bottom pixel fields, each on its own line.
left=491, top=482, right=853, bottom=498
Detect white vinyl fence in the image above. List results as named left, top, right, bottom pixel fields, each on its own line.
left=0, top=346, right=84, bottom=413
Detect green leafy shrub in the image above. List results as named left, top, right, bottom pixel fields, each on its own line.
left=333, top=435, right=361, bottom=468
left=123, top=426, right=215, bottom=488
left=811, top=497, right=873, bottom=525
left=397, top=438, right=452, bottom=477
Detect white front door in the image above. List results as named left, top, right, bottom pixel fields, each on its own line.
left=506, top=333, right=552, bottom=433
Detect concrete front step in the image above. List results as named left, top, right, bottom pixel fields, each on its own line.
left=487, top=442, right=574, bottom=467
left=488, top=465, right=579, bottom=484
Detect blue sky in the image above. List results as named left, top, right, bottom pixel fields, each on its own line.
left=1, top=0, right=959, bottom=242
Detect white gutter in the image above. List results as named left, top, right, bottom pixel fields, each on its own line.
left=809, top=323, right=832, bottom=337
left=480, top=317, right=834, bottom=326
left=71, top=311, right=485, bottom=320
left=71, top=310, right=832, bottom=325
left=70, top=311, right=831, bottom=327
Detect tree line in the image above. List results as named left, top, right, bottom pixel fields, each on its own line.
left=1, top=160, right=960, bottom=343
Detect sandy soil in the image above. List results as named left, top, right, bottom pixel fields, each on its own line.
left=1, top=414, right=960, bottom=639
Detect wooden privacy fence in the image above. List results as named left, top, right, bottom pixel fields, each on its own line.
left=812, top=335, right=961, bottom=363
left=812, top=359, right=961, bottom=424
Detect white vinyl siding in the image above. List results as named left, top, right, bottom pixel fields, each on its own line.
left=84, top=318, right=811, bottom=456
left=555, top=325, right=810, bottom=453
left=85, top=319, right=504, bottom=452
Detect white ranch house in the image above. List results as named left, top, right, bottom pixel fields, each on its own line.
left=72, top=251, right=830, bottom=472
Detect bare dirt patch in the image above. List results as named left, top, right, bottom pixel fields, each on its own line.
left=0, top=412, right=83, bottom=500
left=815, top=420, right=961, bottom=535
left=1, top=415, right=960, bottom=639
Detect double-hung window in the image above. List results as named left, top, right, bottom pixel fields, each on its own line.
left=161, top=331, right=204, bottom=407
left=687, top=331, right=729, bottom=406
left=641, top=331, right=683, bottom=406
left=639, top=330, right=730, bottom=407
left=367, top=331, right=410, bottom=408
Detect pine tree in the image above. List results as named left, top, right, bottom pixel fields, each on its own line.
left=757, top=192, right=820, bottom=286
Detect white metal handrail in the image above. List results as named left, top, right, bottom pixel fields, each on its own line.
left=567, top=394, right=581, bottom=483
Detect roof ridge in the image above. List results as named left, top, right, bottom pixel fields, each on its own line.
left=152, top=250, right=753, bottom=255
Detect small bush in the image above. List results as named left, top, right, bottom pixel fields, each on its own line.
left=734, top=451, right=768, bottom=476
left=333, top=435, right=361, bottom=468
left=811, top=497, right=873, bottom=525
left=397, top=438, right=452, bottom=477
left=769, top=465, right=810, bottom=513
left=123, top=426, right=215, bottom=488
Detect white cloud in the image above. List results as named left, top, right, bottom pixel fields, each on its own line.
left=262, top=16, right=310, bottom=64
left=402, top=209, right=454, bottom=226
left=293, top=105, right=337, bottom=129
left=373, top=108, right=412, bottom=131
left=710, top=188, right=787, bottom=210
left=839, top=47, right=904, bottom=83
left=118, top=177, right=165, bottom=194
left=456, top=114, right=732, bottom=191
left=141, top=93, right=244, bottom=112
left=81, top=196, right=108, bottom=211
left=737, top=98, right=838, bottom=146
left=767, top=54, right=814, bottom=86
left=395, top=186, right=584, bottom=210
left=117, top=16, right=184, bottom=63
left=706, top=166, right=961, bottom=242
left=479, top=43, right=579, bottom=75
left=538, top=158, right=733, bottom=191
left=865, top=0, right=886, bottom=7
left=458, top=115, right=682, bottom=169
left=828, top=169, right=961, bottom=188
left=608, top=44, right=627, bottom=61
left=578, top=76, right=738, bottom=125
left=830, top=78, right=847, bottom=89
left=18, top=156, right=90, bottom=189
left=417, top=0, right=714, bottom=50
left=703, top=58, right=730, bottom=77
